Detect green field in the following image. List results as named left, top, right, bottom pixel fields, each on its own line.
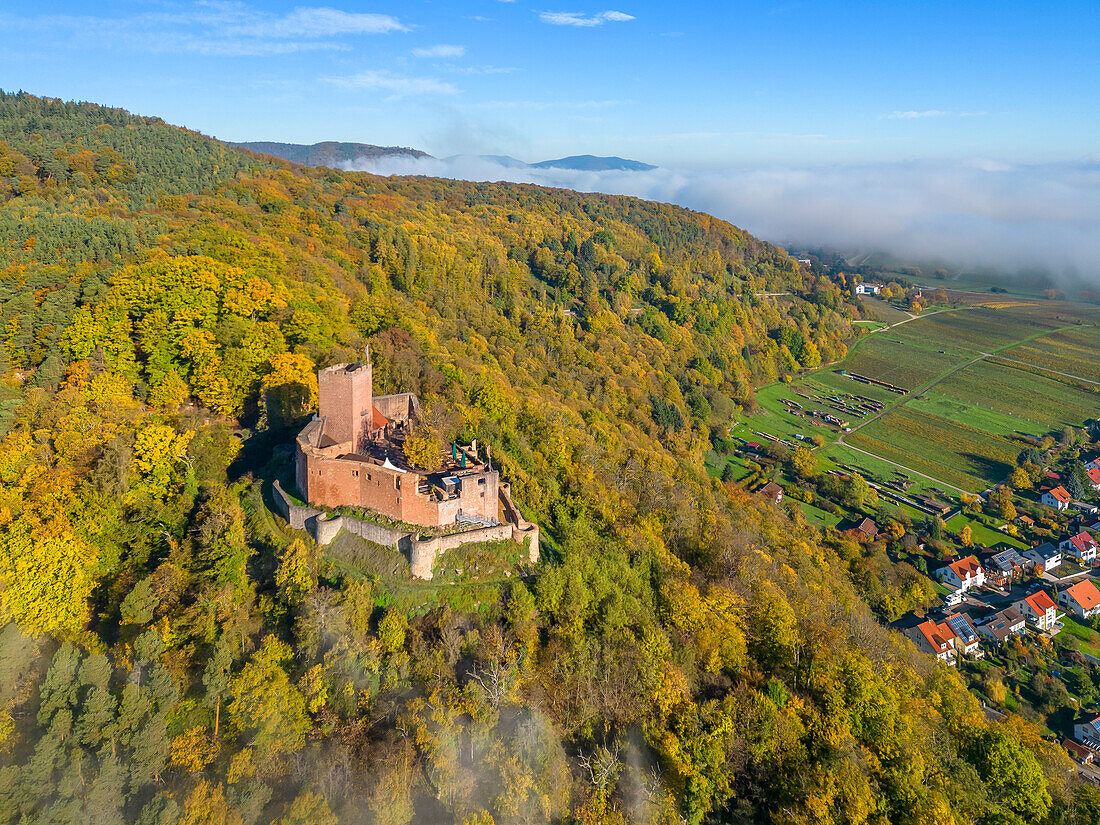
left=944, top=513, right=1027, bottom=550
left=732, top=298, right=1100, bottom=499
left=932, top=360, right=1100, bottom=432
left=846, top=405, right=1018, bottom=492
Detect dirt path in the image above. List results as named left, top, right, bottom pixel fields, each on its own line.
left=834, top=440, right=973, bottom=496
left=985, top=353, right=1100, bottom=387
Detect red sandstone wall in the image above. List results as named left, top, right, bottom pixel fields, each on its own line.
left=318, top=363, right=373, bottom=451
left=301, top=452, right=500, bottom=529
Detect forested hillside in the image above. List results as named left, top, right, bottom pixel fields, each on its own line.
left=0, top=90, right=1092, bottom=825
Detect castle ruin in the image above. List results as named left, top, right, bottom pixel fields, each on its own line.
left=293, top=352, right=537, bottom=577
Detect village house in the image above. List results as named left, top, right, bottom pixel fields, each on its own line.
left=1015, top=514, right=1035, bottom=529
left=977, top=606, right=1027, bottom=645
left=943, top=612, right=983, bottom=658
left=1023, top=542, right=1062, bottom=573
left=855, top=517, right=878, bottom=540
left=1013, top=589, right=1060, bottom=633
left=1059, top=579, right=1100, bottom=620
left=905, top=618, right=956, bottom=664
left=1061, top=531, right=1099, bottom=564
left=1075, top=715, right=1100, bottom=751
left=1064, top=739, right=1097, bottom=765
left=1043, top=485, right=1072, bottom=511
left=1087, top=465, right=1100, bottom=492
left=759, top=481, right=784, bottom=505
left=295, top=354, right=500, bottom=529
left=855, top=283, right=881, bottom=295
left=985, top=548, right=1030, bottom=587
left=935, top=555, right=986, bottom=594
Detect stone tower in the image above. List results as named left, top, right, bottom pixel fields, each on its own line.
left=317, top=356, right=373, bottom=453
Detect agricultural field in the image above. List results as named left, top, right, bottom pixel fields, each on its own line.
left=841, top=335, right=971, bottom=391
left=890, top=305, right=1065, bottom=353
left=846, top=405, right=1019, bottom=492
left=998, top=325, right=1100, bottom=385
left=729, top=298, right=1100, bottom=502
left=932, top=360, right=1100, bottom=432
left=860, top=296, right=912, bottom=325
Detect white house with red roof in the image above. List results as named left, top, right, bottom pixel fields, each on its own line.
left=935, top=555, right=986, bottom=594
left=1043, top=485, right=1072, bottom=511
left=1059, top=579, right=1100, bottom=619
left=1061, top=532, right=1099, bottom=564
left=905, top=618, right=957, bottom=664
left=1086, top=465, right=1100, bottom=492
left=1014, top=589, right=1060, bottom=632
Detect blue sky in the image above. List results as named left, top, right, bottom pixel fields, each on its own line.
left=1, top=1, right=1098, bottom=166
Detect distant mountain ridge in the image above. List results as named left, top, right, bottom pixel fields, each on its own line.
left=232, top=140, right=429, bottom=167
left=235, top=141, right=657, bottom=172
left=531, top=155, right=657, bottom=171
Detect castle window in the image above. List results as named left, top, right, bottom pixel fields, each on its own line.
left=395, top=477, right=401, bottom=490
left=478, top=478, right=486, bottom=485
left=352, top=470, right=359, bottom=478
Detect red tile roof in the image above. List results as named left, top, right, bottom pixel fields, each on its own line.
left=1088, top=466, right=1100, bottom=485
left=916, top=619, right=955, bottom=652
left=949, top=555, right=982, bottom=579
left=1068, top=532, right=1098, bottom=554
left=1064, top=739, right=1096, bottom=762
left=1048, top=486, right=1072, bottom=503
left=371, top=406, right=389, bottom=429
left=1026, top=590, right=1056, bottom=613
left=1067, top=580, right=1100, bottom=611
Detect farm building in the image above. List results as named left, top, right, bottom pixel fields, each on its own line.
left=759, top=482, right=784, bottom=505
left=855, top=283, right=882, bottom=295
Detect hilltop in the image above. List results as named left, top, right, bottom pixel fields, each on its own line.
left=232, top=139, right=430, bottom=167
left=0, top=89, right=1088, bottom=825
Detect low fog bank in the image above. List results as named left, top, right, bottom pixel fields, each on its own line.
left=346, top=154, right=1100, bottom=281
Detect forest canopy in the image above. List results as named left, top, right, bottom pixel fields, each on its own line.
left=0, top=90, right=1088, bottom=825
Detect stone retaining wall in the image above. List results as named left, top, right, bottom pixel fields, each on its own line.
left=272, top=479, right=539, bottom=580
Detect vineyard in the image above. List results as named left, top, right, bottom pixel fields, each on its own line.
left=847, top=405, right=1020, bottom=492
left=934, top=359, right=1100, bottom=431
left=999, top=325, right=1100, bottom=385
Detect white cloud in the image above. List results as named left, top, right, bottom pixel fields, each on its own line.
left=475, top=98, right=626, bottom=110
left=230, top=7, right=408, bottom=37
left=539, top=10, right=635, bottom=26
left=412, top=44, right=467, bottom=58
left=341, top=154, right=1100, bottom=280
left=1, top=4, right=408, bottom=56
left=886, top=109, right=952, bottom=119
left=324, top=70, right=459, bottom=96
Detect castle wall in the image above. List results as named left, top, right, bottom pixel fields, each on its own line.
left=272, top=480, right=538, bottom=580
